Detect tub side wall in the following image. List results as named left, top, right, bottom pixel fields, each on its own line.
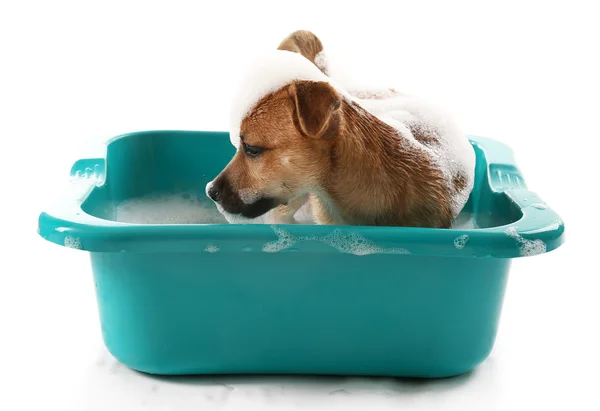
left=91, top=251, right=510, bottom=377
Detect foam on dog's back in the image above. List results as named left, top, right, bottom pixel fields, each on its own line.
left=360, top=95, right=476, bottom=217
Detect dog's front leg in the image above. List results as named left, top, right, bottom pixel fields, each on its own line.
left=267, top=194, right=310, bottom=225
left=309, top=194, right=346, bottom=225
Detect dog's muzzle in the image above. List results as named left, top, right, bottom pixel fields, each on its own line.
left=205, top=178, right=281, bottom=219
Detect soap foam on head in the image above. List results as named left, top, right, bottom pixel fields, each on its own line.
left=228, top=50, right=352, bottom=149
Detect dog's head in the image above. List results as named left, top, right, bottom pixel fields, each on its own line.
left=206, top=51, right=345, bottom=220
left=207, top=79, right=343, bottom=220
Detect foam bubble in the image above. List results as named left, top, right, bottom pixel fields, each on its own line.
left=204, top=244, right=219, bottom=253
left=229, top=50, right=334, bottom=148
left=353, top=94, right=476, bottom=220
left=454, top=234, right=469, bottom=249
left=505, top=227, right=547, bottom=256
left=262, top=226, right=410, bottom=256
left=451, top=212, right=478, bottom=229
left=64, top=236, right=82, bottom=249
left=262, top=226, right=296, bottom=252
left=115, top=192, right=226, bottom=224
left=314, top=50, right=328, bottom=74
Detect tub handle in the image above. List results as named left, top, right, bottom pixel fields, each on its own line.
left=468, top=136, right=565, bottom=251
left=70, top=158, right=106, bottom=186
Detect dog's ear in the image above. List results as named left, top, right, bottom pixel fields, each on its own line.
left=289, top=80, right=341, bottom=140
left=277, top=30, right=327, bottom=74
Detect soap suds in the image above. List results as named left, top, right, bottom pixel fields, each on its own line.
left=116, top=190, right=477, bottom=232
left=505, top=227, right=547, bottom=256
left=454, top=234, right=469, bottom=249
left=450, top=212, right=478, bottom=229
left=262, top=226, right=410, bottom=256
left=229, top=50, right=335, bottom=148
left=204, top=244, right=219, bottom=253
left=115, top=192, right=226, bottom=224
left=64, top=236, right=82, bottom=249
left=314, top=50, right=328, bottom=74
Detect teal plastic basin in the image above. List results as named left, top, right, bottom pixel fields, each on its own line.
left=38, top=130, right=565, bottom=378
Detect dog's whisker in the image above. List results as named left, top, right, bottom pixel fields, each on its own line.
left=282, top=183, right=294, bottom=194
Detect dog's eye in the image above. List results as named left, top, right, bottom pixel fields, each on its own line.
left=243, top=143, right=264, bottom=158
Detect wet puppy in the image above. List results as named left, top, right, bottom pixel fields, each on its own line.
left=206, top=31, right=475, bottom=228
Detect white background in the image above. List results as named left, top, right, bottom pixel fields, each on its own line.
left=1, top=0, right=598, bottom=410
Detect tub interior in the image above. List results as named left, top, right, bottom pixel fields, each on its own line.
left=81, top=131, right=522, bottom=229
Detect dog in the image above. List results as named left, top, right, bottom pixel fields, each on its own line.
left=206, top=30, right=475, bottom=228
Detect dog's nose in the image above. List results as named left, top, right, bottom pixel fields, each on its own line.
left=207, top=184, right=221, bottom=202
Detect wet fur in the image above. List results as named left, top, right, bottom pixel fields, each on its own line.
left=211, top=31, right=466, bottom=228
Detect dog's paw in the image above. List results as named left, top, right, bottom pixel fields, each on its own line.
left=267, top=210, right=298, bottom=225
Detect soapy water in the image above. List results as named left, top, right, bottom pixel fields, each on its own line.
left=111, top=193, right=487, bottom=255
left=451, top=212, right=478, bottom=230
left=204, top=244, right=219, bottom=253
left=114, top=192, right=478, bottom=229
left=262, top=226, right=410, bottom=255
left=111, top=194, right=548, bottom=257
left=453, top=234, right=469, bottom=249
left=505, top=227, right=547, bottom=256
left=64, top=235, right=83, bottom=249
left=115, top=192, right=227, bottom=224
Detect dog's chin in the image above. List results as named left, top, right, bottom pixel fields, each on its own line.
left=215, top=204, right=267, bottom=224
left=217, top=197, right=281, bottom=224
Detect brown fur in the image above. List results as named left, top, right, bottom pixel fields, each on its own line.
left=452, top=172, right=468, bottom=193
left=277, top=30, right=327, bottom=74
left=407, top=122, right=440, bottom=146
left=215, top=79, right=455, bottom=228
left=208, top=30, right=460, bottom=227
left=277, top=30, right=402, bottom=101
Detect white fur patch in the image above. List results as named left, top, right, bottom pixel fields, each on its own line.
left=206, top=180, right=271, bottom=224
left=238, top=188, right=260, bottom=205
